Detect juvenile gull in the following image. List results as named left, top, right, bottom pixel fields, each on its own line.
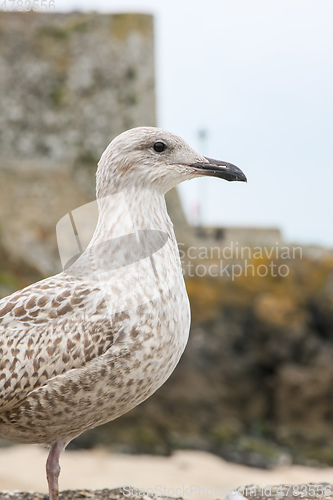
left=0, top=127, right=246, bottom=499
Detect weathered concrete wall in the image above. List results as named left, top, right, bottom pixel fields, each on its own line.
left=0, top=12, right=156, bottom=274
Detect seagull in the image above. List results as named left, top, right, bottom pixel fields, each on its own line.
left=0, top=127, right=246, bottom=500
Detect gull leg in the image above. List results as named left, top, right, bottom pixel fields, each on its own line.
left=46, top=440, right=64, bottom=500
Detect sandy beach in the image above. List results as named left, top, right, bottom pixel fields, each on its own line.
left=0, top=446, right=333, bottom=499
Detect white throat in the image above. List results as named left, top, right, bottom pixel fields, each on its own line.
left=90, top=187, right=175, bottom=246
left=66, top=186, right=183, bottom=315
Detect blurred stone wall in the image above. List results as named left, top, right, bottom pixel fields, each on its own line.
left=0, top=11, right=156, bottom=274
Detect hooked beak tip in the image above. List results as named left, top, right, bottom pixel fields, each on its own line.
left=191, top=157, right=247, bottom=183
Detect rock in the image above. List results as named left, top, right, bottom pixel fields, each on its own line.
left=0, top=489, right=175, bottom=500
left=1, top=484, right=333, bottom=500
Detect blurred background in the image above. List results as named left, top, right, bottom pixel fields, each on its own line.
left=0, top=0, right=333, bottom=495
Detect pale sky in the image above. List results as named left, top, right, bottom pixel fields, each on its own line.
left=53, top=0, right=333, bottom=248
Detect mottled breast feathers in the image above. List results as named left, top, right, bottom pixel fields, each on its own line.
left=0, top=272, right=114, bottom=412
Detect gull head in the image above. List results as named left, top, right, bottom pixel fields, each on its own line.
left=96, top=126, right=246, bottom=197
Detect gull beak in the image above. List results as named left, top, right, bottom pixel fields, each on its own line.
left=191, top=157, right=247, bottom=182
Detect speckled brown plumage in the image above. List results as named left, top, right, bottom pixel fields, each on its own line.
left=0, top=127, right=246, bottom=500
left=0, top=272, right=189, bottom=445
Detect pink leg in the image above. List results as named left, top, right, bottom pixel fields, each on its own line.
left=46, top=441, right=65, bottom=500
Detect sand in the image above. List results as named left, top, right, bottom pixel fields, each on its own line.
left=0, top=446, right=333, bottom=499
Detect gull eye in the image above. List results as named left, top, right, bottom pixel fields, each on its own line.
left=153, top=141, right=166, bottom=153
